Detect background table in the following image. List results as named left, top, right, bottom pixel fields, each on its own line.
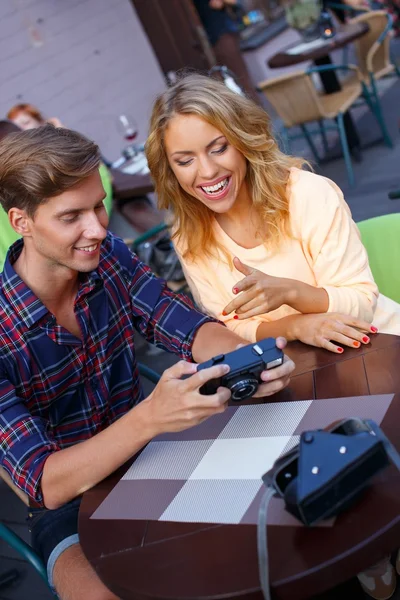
left=268, top=22, right=369, bottom=155
left=79, top=333, right=400, bottom=600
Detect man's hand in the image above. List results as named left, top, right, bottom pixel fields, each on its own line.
left=245, top=336, right=294, bottom=398
left=143, top=360, right=231, bottom=433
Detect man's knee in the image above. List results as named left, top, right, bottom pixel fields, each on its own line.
left=52, top=543, right=119, bottom=600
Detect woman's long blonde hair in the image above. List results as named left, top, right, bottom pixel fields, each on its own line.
left=146, top=73, right=305, bottom=263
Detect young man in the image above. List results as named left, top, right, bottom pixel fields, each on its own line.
left=0, top=125, right=294, bottom=600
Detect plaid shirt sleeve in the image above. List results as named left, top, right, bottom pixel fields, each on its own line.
left=111, top=236, right=221, bottom=361
left=0, top=372, right=60, bottom=505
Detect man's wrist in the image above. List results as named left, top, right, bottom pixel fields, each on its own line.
left=128, top=396, right=161, bottom=442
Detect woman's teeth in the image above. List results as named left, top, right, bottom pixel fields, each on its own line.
left=201, top=178, right=229, bottom=194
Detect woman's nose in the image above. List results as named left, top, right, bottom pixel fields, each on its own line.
left=197, top=155, right=218, bottom=181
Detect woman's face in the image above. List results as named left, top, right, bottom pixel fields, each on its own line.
left=12, top=111, right=42, bottom=130
left=164, top=114, right=248, bottom=214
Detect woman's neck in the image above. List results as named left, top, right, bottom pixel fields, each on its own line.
left=215, top=183, right=264, bottom=249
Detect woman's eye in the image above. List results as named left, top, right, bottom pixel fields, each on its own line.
left=212, top=144, right=228, bottom=155
left=176, top=158, right=193, bottom=167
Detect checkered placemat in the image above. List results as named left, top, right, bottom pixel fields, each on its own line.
left=91, top=395, right=393, bottom=526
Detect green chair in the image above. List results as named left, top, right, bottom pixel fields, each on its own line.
left=0, top=208, right=19, bottom=272
left=99, top=162, right=113, bottom=217
left=357, top=213, right=400, bottom=304
left=0, top=363, right=160, bottom=593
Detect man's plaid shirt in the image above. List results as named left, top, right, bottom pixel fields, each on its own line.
left=0, top=233, right=214, bottom=506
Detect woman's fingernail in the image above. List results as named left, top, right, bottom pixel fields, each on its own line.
left=233, top=287, right=238, bottom=294
left=362, top=336, right=370, bottom=343
left=370, top=326, right=378, bottom=333
left=353, top=341, right=360, bottom=347
left=221, top=310, right=227, bottom=316
left=337, top=347, right=343, bottom=353
left=233, top=315, right=239, bottom=320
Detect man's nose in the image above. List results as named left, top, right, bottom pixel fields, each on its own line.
left=83, top=213, right=107, bottom=240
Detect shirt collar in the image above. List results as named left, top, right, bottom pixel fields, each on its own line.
left=2, top=239, right=103, bottom=329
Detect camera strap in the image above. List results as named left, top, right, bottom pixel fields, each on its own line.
left=257, top=419, right=400, bottom=600
left=366, top=419, right=400, bottom=471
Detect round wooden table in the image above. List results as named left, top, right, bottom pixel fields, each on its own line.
left=267, top=21, right=369, bottom=69
left=79, top=333, right=400, bottom=600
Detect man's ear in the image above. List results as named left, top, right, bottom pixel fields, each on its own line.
left=8, top=208, right=32, bottom=236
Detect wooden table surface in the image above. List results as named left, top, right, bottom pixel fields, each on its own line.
left=267, top=21, right=369, bottom=69
left=79, top=333, right=400, bottom=600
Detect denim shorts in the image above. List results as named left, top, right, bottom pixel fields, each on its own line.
left=27, top=496, right=81, bottom=592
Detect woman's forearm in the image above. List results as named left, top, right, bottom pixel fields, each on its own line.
left=256, top=315, right=302, bottom=342
left=286, top=280, right=329, bottom=314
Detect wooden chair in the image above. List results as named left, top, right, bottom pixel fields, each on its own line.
left=257, top=63, right=392, bottom=187
left=349, top=10, right=400, bottom=88
left=0, top=363, right=161, bottom=593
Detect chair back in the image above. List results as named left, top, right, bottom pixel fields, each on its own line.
left=257, top=71, right=324, bottom=127
left=357, top=213, right=400, bottom=304
left=350, top=11, right=393, bottom=80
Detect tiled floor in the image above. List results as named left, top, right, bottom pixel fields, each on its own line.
left=1, top=58, right=400, bottom=600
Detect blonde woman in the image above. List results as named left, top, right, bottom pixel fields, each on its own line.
left=146, top=73, right=400, bottom=600
left=146, top=74, right=400, bottom=359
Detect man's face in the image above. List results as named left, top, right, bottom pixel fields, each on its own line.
left=24, top=170, right=108, bottom=274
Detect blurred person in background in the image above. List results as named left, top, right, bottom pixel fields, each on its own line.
left=193, top=0, right=261, bottom=103
left=7, top=102, right=63, bottom=130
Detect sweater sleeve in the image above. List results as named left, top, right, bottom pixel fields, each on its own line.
left=295, top=173, right=378, bottom=321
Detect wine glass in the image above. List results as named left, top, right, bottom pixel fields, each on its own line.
left=116, top=114, right=138, bottom=143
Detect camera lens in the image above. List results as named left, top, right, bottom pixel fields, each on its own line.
left=229, top=376, right=258, bottom=402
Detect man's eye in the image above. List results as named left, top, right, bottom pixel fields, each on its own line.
left=61, top=216, right=78, bottom=223
left=212, top=144, right=228, bottom=155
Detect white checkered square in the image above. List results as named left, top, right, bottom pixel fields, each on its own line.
left=218, top=401, right=312, bottom=439
left=159, top=479, right=263, bottom=524
left=122, top=440, right=213, bottom=480
left=189, top=437, right=292, bottom=480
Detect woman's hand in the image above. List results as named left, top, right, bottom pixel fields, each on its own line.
left=223, top=257, right=294, bottom=318
left=289, top=312, right=377, bottom=354
left=223, top=258, right=329, bottom=318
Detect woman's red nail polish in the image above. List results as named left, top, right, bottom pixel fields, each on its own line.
left=233, top=315, right=239, bottom=320
left=362, top=336, right=370, bottom=343
left=233, top=288, right=238, bottom=294
left=370, top=326, right=378, bottom=333
left=337, top=347, right=343, bottom=353
left=353, top=341, right=360, bottom=347
left=221, top=311, right=226, bottom=316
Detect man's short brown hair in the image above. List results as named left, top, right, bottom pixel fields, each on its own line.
left=0, top=124, right=101, bottom=216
